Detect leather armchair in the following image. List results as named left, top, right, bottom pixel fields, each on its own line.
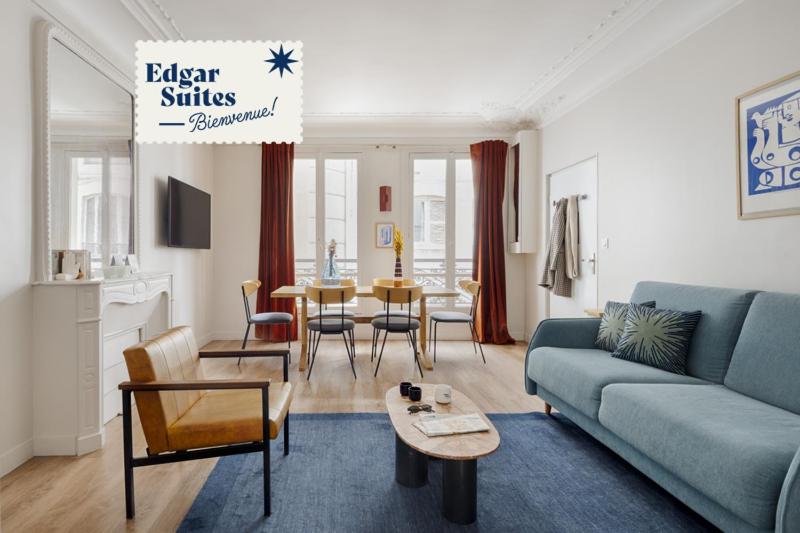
left=119, top=326, right=292, bottom=519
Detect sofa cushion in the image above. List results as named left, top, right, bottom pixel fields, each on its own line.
left=611, top=304, right=702, bottom=375
left=630, top=281, right=758, bottom=383
left=527, top=347, right=707, bottom=419
left=594, top=300, right=654, bottom=352
left=599, top=383, right=800, bottom=530
left=724, top=292, right=800, bottom=414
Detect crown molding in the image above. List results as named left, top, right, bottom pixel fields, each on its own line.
left=118, top=0, right=184, bottom=40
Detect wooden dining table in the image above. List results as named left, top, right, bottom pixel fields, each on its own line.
left=271, top=285, right=460, bottom=371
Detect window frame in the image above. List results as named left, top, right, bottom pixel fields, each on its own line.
left=293, top=149, right=363, bottom=286
left=410, top=152, right=473, bottom=310
left=52, top=139, right=133, bottom=272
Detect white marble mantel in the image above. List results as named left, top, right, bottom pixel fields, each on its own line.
left=31, top=272, right=173, bottom=456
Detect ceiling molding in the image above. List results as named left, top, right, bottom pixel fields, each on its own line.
left=514, top=0, right=662, bottom=113
left=532, top=0, right=745, bottom=128
left=119, top=0, right=185, bottom=40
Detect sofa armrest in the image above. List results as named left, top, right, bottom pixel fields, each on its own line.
left=777, top=445, right=800, bottom=533
left=524, top=318, right=601, bottom=395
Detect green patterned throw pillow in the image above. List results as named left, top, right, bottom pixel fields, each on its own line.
left=612, top=304, right=702, bottom=375
left=595, top=300, right=655, bottom=352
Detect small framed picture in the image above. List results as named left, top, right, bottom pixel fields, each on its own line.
left=736, top=70, right=800, bottom=219
left=375, top=222, right=395, bottom=248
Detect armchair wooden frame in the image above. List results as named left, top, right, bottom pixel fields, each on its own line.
left=118, top=349, right=290, bottom=520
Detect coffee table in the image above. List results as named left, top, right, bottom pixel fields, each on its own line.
left=385, top=384, right=500, bottom=524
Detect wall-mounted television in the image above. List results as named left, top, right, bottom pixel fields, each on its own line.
left=167, top=176, right=211, bottom=249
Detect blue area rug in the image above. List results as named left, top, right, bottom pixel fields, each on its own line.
left=179, top=413, right=716, bottom=532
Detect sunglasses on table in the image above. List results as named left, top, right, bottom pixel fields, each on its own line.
left=407, top=404, right=434, bottom=414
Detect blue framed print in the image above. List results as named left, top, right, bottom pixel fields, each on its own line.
left=737, top=71, right=800, bottom=219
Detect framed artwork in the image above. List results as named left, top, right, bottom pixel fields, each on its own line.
left=375, top=222, right=395, bottom=248
left=736, top=70, right=800, bottom=219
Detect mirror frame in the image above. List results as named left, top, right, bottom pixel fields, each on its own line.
left=34, top=20, right=139, bottom=281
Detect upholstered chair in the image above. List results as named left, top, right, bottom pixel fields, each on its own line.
left=371, top=284, right=424, bottom=377
left=304, top=285, right=358, bottom=380
left=428, top=279, right=486, bottom=364
left=119, top=326, right=292, bottom=519
left=241, top=280, right=293, bottom=360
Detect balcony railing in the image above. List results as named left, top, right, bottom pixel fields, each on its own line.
left=294, top=257, right=473, bottom=307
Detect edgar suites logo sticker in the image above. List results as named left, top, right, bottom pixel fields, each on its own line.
left=136, top=41, right=302, bottom=143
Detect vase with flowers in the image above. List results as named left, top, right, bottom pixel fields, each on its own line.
left=393, top=228, right=404, bottom=287
left=322, top=239, right=340, bottom=285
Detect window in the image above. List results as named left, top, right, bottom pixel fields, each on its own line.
left=293, top=158, right=317, bottom=285
left=412, top=155, right=474, bottom=307
left=53, top=142, right=133, bottom=272
left=292, top=155, right=359, bottom=285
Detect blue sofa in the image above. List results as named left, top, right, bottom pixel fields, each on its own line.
left=525, top=281, right=800, bottom=533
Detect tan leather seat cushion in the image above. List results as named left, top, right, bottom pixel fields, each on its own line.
left=166, top=383, right=293, bottom=452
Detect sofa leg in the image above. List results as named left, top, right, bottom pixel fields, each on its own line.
left=544, top=402, right=552, bottom=416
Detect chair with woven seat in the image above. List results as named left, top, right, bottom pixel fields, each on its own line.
left=119, top=326, right=292, bottom=519
left=371, top=284, right=424, bottom=377
left=241, top=280, right=293, bottom=364
left=428, top=279, right=486, bottom=364
left=305, top=284, right=358, bottom=380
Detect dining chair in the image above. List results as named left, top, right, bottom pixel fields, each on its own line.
left=428, top=279, right=486, bottom=364
left=305, top=285, right=358, bottom=380
left=310, top=278, right=357, bottom=318
left=119, top=326, right=292, bottom=519
left=371, top=278, right=419, bottom=350
left=241, top=280, right=294, bottom=365
left=371, top=284, right=424, bottom=377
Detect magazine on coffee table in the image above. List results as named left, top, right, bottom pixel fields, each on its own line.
left=412, top=413, right=490, bottom=437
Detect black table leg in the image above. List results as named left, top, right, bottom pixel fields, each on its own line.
left=395, top=433, right=428, bottom=488
left=442, top=458, right=477, bottom=524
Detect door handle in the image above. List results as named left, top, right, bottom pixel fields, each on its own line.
left=581, top=253, right=596, bottom=275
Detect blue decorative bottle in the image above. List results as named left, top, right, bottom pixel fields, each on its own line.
left=321, top=239, right=340, bottom=285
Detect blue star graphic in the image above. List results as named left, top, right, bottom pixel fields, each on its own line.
left=265, top=45, right=297, bottom=77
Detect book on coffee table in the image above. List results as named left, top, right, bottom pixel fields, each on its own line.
left=412, top=413, right=491, bottom=437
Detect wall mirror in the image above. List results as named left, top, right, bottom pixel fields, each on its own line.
left=35, top=21, right=138, bottom=280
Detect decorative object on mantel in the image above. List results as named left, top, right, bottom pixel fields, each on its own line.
left=379, top=185, right=392, bottom=211
left=51, top=250, right=90, bottom=281
left=375, top=222, right=394, bottom=248
left=736, top=70, right=800, bottom=219
left=393, top=227, right=404, bottom=287
left=321, top=239, right=341, bottom=285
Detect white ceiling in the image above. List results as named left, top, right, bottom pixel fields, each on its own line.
left=156, top=0, right=621, bottom=118
left=37, top=0, right=744, bottom=133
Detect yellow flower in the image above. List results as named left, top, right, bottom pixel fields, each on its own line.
left=393, top=227, right=404, bottom=257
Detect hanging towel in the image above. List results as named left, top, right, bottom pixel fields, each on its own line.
left=564, top=194, right=579, bottom=280
left=539, top=198, right=571, bottom=297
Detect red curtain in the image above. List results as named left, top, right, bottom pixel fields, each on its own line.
left=255, top=142, right=297, bottom=341
left=471, top=140, right=514, bottom=344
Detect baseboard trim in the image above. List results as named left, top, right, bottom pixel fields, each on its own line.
left=0, top=439, right=34, bottom=477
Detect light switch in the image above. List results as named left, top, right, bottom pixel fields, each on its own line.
left=601, top=237, right=610, bottom=249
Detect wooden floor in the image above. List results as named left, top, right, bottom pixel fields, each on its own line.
left=0, top=339, right=540, bottom=532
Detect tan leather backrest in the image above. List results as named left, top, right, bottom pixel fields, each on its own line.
left=372, top=284, right=422, bottom=304
left=122, top=326, right=204, bottom=453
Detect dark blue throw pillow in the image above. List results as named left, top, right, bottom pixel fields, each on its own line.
left=612, top=303, right=702, bottom=375
left=595, top=300, right=655, bottom=352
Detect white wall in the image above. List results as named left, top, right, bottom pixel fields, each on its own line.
left=0, top=1, right=216, bottom=476
left=0, top=0, right=35, bottom=477
left=137, top=144, right=216, bottom=346
left=211, top=141, right=527, bottom=341
left=526, top=0, right=800, bottom=336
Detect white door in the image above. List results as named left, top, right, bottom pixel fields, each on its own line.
left=547, top=157, right=598, bottom=318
